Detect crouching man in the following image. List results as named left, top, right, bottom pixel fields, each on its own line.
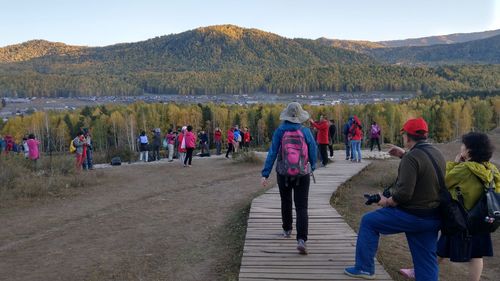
left=344, top=118, right=444, bottom=281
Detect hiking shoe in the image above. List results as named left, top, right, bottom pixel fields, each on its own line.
left=282, top=230, right=292, bottom=238
left=297, top=239, right=307, bottom=255
left=344, top=267, right=375, bottom=280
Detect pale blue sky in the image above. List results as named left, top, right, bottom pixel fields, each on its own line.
left=0, top=0, right=499, bottom=47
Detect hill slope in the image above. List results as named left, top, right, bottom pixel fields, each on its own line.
left=0, top=40, right=86, bottom=63
left=369, top=34, right=500, bottom=64
left=0, top=25, right=498, bottom=97
left=2, top=25, right=373, bottom=73
left=377, top=29, right=500, bottom=47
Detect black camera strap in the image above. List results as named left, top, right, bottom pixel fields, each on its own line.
left=413, top=144, right=446, bottom=194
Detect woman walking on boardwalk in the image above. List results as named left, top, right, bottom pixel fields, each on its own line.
left=261, top=102, right=317, bottom=255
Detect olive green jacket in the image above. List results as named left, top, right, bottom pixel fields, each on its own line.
left=391, top=142, right=445, bottom=210
left=446, top=161, right=500, bottom=210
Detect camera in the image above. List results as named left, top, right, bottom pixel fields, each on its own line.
left=364, top=188, right=391, bottom=205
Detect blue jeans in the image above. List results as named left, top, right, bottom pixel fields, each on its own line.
left=83, top=149, right=93, bottom=169
left=354, top=207, right=440, bottom=281
left=215, top=141, right=222, bottom=155
left=350, top=140, right=361, bottom=161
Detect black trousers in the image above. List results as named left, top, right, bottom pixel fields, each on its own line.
left=277, top=174, right=310, bottom=241
left=225, top=143, right=234, bottom=157
left=184, top=148, right=194, bottom=165
left=152, top=145, right=160, bottom=160
left=370, top=138, right=381, bottom=151
left=319, top=144, right=329, bottom=166
left=328, top=143, right=334, bottom=157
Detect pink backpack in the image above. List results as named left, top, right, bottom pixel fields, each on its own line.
left=276, top=129, right=309, bottom=177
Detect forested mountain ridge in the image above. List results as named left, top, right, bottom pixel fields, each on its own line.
left=0, top=25, right=499, bottom=97
left=315, top=38, right=384, bottom=54
left=1, top=25, right=373, bottom=73
left=0, top=40, right=86, bottom=63
left=377, top=29, right=500, bottom=47
left=369, top=34, right=500, bottom=65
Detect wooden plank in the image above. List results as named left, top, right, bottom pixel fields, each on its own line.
left=239, top=160, right=393, bottom=281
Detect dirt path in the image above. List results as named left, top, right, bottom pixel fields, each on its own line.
left=0, top=157, right=272, bottom=281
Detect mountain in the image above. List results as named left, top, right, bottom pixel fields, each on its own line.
left=0, top=25, right=498, bottom=98
left=315, top=38, right=384, bottom=53
left=377, top=29, right=500, bottom=47
left=1, top=25, right=373, bottom=73
left=369, top=34, right=500, bottom=65
left=0, top=40, right=86, bottom=63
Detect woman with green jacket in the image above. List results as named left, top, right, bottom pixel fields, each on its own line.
left=438, top=132, right=499, bottom=281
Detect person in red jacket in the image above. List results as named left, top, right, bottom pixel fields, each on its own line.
left=214, top=127, right=222, bottom=155
left=225, top=127, right=235, bottom=158
left=4, top=135, right=14, bottom=154
left=309, top=115, right=329, bottom=166
left=183, top=125, right=197, bottom=167
left=243, top=127, right=251, bottom=151
left=349, top=115, right=363, bottom=162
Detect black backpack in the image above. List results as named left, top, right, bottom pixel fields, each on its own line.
left=111, top=157, right=122, bottom=166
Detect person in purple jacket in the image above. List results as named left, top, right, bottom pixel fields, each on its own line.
left=370, top=122, right=381, bottom=152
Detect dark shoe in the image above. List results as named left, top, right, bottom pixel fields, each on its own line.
left=344, top=267, right=375, bottom=280
left=297, top=239, right=307, bottom=255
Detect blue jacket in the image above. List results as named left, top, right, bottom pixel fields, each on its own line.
left=261, top=121, right=317, bottom=178
left=233, top=129, right=241, bottom=141
left=343, top=117, right=353, bottom=144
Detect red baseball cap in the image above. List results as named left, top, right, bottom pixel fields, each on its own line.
left=401, top=118, right=428, bottom=136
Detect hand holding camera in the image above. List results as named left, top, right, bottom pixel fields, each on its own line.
left=364, top=188, right=392, bottom=205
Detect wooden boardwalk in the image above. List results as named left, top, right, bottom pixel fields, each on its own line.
left=239, top=160, right=392, bottom=281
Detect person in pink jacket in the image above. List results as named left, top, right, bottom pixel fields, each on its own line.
left=26, top=134, right=41, bottom=169
left=183, top=125, right=197, bottom=167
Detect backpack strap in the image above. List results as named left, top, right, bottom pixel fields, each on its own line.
left=413, top=144, right=447, bottom=196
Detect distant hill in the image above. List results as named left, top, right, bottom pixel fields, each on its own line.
left=377, top=29, right=500, bottom=47
left=0, top=40, right=86, bottom=63
left=369, top=34, right=500, bottom=64
left=315, top=38, right=384, bottom=53
left=2, top=25, right=373, bottom=73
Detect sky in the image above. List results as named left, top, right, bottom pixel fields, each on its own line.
left=0, top=0, right=499, bottom=47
